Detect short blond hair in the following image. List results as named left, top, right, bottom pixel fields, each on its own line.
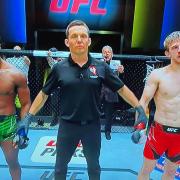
left=163, top=31, right=180, bottom=50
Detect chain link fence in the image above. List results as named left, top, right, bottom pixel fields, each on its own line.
left=27, top=55, right=169, bottom=132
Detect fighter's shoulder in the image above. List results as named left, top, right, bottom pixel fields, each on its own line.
left=150, top=67, right=165, bottom=77
left=146, top=68, right=164, bottom=84
left=8, top=66, right=26, bottom=79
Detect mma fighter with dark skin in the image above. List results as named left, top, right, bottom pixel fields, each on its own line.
left=0, top=58, right=31, bottom=180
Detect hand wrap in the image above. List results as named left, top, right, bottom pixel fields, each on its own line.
left=13, top=113, right=33, bottom=149
left=134, top=105, right=148, bottom=127
left=131, top=106, right=148, bottom=144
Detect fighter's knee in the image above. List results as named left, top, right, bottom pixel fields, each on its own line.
left=7, top=159, right=20, bottom=169
left=140, top=167, right=153, bottom=175
left=163, top=168, right=176, bottom=178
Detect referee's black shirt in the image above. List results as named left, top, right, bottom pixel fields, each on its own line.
left=42, top=54, right=124, bottom=123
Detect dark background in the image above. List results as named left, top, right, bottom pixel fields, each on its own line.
left=2, top=0, right=180, bottom=55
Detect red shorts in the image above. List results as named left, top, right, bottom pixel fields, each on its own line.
left=144, top=121, right=180, bottom=164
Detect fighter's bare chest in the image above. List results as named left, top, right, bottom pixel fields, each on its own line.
left=159, top=75, right=180, bottom=97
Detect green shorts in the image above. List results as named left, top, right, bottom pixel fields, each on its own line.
left=15, top=95, right=21, bottom=108
left=0, top=115, right=17, bottom=142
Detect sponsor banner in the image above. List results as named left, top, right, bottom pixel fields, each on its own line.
left=31, top=136, right=86, bottom=164
left=35, top=0, right=125, bottom=32
left=155, top=154, right=180, bottom=179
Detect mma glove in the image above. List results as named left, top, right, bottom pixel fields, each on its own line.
left=131, top=105, right=148, bottom=144
left=13, top=113, right=34, bottom=149
left=131, top=129, right=147, bottom=144
left=134, top=105, right=148, bottom=127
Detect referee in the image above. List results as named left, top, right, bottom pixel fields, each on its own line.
left=26, top=20, right=147, bottom=180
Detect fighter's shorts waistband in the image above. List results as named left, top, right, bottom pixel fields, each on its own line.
left=0, top=115, right=15, bottom=123
left=153, top=121, right=180, bottom=134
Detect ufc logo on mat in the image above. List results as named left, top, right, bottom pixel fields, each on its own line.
left=50, top=0, right=107, bottom=15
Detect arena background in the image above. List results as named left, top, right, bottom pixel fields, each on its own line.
left=0, top=0, right=179, bottom=126
left=0, top=0, right=180, bottom=179
left=0, top=0, right=179, bottom=127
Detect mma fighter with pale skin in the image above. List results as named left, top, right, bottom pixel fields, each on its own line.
left=132, top=31, right=180, bottom=180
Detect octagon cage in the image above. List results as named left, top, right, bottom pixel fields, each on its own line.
left=7, top=52, right=170, bottom=132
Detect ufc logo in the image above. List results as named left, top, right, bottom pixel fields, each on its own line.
left=166, top=128, right=178, bottom=133
left=50, top=0, right=107, bottom=15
